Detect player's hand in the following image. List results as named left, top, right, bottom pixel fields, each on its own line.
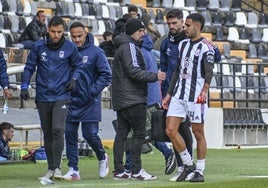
left=3, top=89, right=12, bottom=99
left=162, top=94, right=171, bottom=110
left=157, top=71, right=166, bottom=81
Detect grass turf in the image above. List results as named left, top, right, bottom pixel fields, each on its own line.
left=0, top=147, right=268, bottom=188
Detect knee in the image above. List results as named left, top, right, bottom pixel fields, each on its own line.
left=83, top=132, right=97, bottom=141
left=192, top=129, right=204, bottom=141
left=52, top=128, right=64, bottom=137
left=165, top=128, right=176, bottom=139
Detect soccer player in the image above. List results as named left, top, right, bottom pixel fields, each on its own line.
left=162, top=13, right=215, bottom=182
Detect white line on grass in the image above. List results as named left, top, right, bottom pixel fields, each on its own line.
left=35, top=181, right=156, bottom=188
left=243, top=175, right=268, bottom=178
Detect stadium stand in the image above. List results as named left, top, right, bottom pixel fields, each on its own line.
left=219, top=0, right=231, bottom=12
left=2, top=0, right=268, bottom=138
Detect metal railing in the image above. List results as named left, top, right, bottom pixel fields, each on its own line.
left=209, top=58, right=268, bottom=108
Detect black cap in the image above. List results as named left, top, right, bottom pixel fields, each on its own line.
left=125, top=18, right=145, bottom=36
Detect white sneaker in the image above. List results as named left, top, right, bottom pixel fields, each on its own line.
left=131, top=169, right=157, bottom=181
left=63, top=168, right=81, bottom=181
left=40, top=177, right=54, bottom=185
left=53, top=168, right=63, bottom=180
left=169, top=171, right=182, bottom=181
left=39, top=169, right=53, bottom=180
left=99, top=153, right=109, bottom=178
left=39, top=170, right=54, bottom=185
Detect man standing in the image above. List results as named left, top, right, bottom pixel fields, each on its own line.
left=63, top=22, right=111, bottom=181
left=18, top=10, right=47, bottom=50
left=112, top=18, right=166, bottom=180
left=20, top=16, right=83, bottom=184
left=162, top=13, right=215, bottom=182
left=160, top=9, right=194, bottom=181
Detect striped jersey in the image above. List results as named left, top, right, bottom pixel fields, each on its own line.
left=173, top=37, right=215, bottom=102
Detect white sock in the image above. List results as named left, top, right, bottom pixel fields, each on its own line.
left=179, top=149, right=193, bottom=166
left=196, top=159, right=206, bottom=175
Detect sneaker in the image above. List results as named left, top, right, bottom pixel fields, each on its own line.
left=176, top=164, right=195, bottom=182
left=113, top=170, right=131, bottom=180
left=169, top=171, right=182, bottom=182
left=63, top=168, right=81, bottom=181
left=53, top=168, right=63, bottom=180
left=40, top=177, right=54, bottom=185
left=39, top=169, right=54, bottom=180
left=99, top=153, right=109, bottom=178
left=39, top=170, right=54, bottom=185
left=189, top=171, right=204, bottom=182
left=131, top=169, right=157, bottom=181
left=165, top=152, right=177, bottom=175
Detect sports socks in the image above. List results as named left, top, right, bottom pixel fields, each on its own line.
left=196, top=159, right=206, bottom=175
left=179, top=149, right=193, bottom=166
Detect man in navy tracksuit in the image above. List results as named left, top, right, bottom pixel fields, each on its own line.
left=20, top=16, right=83, bottom=184
left=63, top=22, right=112, bottom=181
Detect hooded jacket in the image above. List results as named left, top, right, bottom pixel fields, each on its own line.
left=111, top=32, right=158, bottom=111
left=141, top=34, right=161, bottom=106
left=67, top=33, right=112, bottom=122
left=99, top=40, right=115, bottom=57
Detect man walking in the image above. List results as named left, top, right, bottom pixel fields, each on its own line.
left=20, top=16, right=83, bottom=184
left=112, top=18, right=166, bottom=180
left=63, top=22, right=111, bottom=180
left=162, top=13, right=215, bottom=182
left=160, top=9, right=194, bottom=181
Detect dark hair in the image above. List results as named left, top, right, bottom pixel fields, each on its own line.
left=48, top=16, right=64, bottom=27
left=128, top=5, right=138, bottom=13
left=36, top=10, right=45, bottom=17
left=0, top=122, right=14, bottom=132
left=186, top=13, right=205, bottom=31
left=166, top=9, right=183, bottom=20
left=103, top=31, right=113, bottom=40
left=112, top=14, right=130, bottom=39
left=70, top=22, right=85, bottom=30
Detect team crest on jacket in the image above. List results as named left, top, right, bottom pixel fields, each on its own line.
left=83, top=56, right=88, bottom=63
left=59, top=51, right=64, bottom=58
left=166, top=48, right=171, bottom=56
left=41, top=52, right=47, bottom=62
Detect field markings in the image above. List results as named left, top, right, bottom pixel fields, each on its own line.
left=243, top=175, right=268, bottom=178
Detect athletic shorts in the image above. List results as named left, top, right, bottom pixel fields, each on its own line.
left=166, top=97, right=207, bottom=124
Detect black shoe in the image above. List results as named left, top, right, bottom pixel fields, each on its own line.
left=189, top=172, right=204, bottom=182
left=176, top=164, right=195, bottom=182
left=165, top=152, right=177, bottom=175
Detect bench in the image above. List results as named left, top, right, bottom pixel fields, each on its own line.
left=13, top=124, right=42, bottom=150
left=223, top=108, right=268, bottom=146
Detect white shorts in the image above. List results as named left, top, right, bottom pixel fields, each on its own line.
left=166, top=97, right=207, bottom=123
